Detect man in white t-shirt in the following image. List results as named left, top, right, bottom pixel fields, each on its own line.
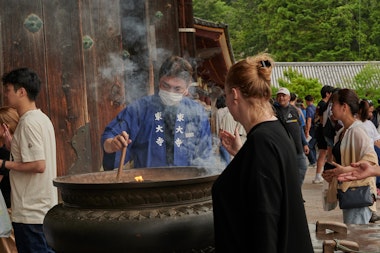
left=1, top=68, right=57, bottom=253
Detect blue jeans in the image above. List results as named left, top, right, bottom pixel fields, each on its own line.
left=342, top=207, right=372, bottom=224
left=13, top=223, right=55, bottom=253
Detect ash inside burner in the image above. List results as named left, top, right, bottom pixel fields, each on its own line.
left=54, top=166, right=217, bottom=185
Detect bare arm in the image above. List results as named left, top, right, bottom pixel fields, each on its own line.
left=1, top=123, right=12, bottom=150
left=375, top=139, right=380, bottom=149
left=1, top=159, right=46, bottom=173
left=305, top=117, right=312, bottom=138
left=323, top=160, right=380, bottom=182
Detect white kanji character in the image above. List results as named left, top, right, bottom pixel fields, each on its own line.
left=175, top=138, right=183, bottom=147
left=155, top=112, right=162, bottom=121
left=177, top=113, right=184, bottom=122
left=175, top=126, right=183, bottom=134
left=156, top=137, right=164, bottom=146
left=156, top=125, right=164, bottom=133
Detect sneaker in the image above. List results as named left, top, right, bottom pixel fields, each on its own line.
left=312, top=177, right=324, bottom=184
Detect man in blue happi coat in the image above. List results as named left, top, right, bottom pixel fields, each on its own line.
left=101, top=56, right=213, bottom=170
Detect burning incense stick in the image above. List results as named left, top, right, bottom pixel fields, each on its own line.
left=116, top=146, right=127, bottom=181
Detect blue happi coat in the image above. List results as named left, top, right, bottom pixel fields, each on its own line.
left=101, top=94, right=213, bottom=170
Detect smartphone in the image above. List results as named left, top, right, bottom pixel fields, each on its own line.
left=324, top=162, right=336, bottom=171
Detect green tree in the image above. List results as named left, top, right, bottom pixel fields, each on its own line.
left=229, top=0, right=268, bottom=58
left=192, top=0, right=234, bottom=24
left=193, top=0, right=380, bottom=61
left=273, top=68, right=323, bottom=102
left=342, top=64, right=380, bottom=107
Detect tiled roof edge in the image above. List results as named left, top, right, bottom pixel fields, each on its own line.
left=275, top=61, right=380, bottom=66
left=193, top=17, right=228, bottom=28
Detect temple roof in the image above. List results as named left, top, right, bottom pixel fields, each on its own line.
left=271, top=61, right=380, bottom=88
left=193, top=17, right=380, bottom=91
left=194, top=17, right=234, bottom=89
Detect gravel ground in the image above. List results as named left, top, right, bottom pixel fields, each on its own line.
left=302, top=165, right=380, bottom=224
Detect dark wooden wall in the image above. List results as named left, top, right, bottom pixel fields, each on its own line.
left=0, top=0, right=195, bottom=176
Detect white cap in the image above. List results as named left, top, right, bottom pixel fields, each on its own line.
left=277, top=87, right=290, bottom=96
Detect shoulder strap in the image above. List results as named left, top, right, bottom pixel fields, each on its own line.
left=273, top=104, right=288, bottom=125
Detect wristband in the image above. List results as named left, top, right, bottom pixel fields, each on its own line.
left=0, top=160, right=8, bottom=175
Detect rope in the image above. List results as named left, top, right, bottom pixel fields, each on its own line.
left=334, top=239, right=380, bottom=253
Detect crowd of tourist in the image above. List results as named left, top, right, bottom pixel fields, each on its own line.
left=2, top=54, right=380, bottom=253
left=278, top=84, right=380, bottom=225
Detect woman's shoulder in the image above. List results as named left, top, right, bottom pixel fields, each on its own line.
left=349, top=120, right=364, bottom=130
left=363, top=119, right=378, bottom=130
left=347, top=121, right=374, bottom=142
left=251, top=120, right=284, bottom=136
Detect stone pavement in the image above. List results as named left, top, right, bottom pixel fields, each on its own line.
left=303, top=166, right=380, bottom=252
left=302, top=165, right=380, bottom=224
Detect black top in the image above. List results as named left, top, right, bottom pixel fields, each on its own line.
left=212, top=120, right=313, bottom=252
left=274, top=103, right=304, bottom=154
left=315, top=100, right=328, bottom=127
left=0, top=145, right=11, bottom=208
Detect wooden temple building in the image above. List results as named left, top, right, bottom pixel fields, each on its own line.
left=0, top=0, right=234, bottom=176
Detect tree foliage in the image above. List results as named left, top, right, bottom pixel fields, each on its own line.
left=273, top=65, right=380, bottom=107
left=345, top=64, right=380, bottom=107
left=272, top=68, right=323, bottom=103
left=193, top=0, right=380, bottom=61
left=193, top=0, right=380, bottom=106
left=192, top=0, right=235, bottom=25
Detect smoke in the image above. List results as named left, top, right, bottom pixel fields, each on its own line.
left=99, top=53, right=135, bottom=80
left=95, top=1, right=227, bottom=174
left=98, top=53, right=143, bottom=105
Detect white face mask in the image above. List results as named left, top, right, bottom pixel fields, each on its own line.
left=159, top=89, right=183, bottom=106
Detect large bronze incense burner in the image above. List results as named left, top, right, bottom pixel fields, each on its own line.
left=43, top=167, right=219, bottom=253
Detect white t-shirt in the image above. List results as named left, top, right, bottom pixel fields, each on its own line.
left=10, top=109, right=58, bottom=224
left=216, top=107, right=246, bottom=143
left=362, top=119, right=380, bottom=144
